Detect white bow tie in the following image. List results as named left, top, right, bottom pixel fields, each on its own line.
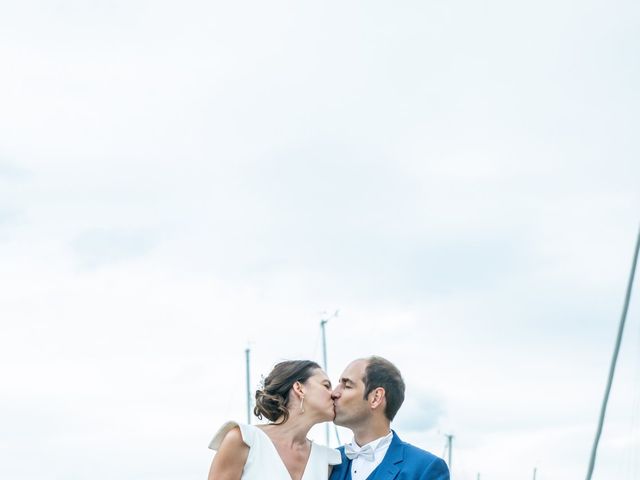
left=344, top=443, right=375, bottom=462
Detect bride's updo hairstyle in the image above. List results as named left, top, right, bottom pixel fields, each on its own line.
left=254, top=360, right=321, bottom=424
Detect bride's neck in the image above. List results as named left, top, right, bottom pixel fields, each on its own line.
left=261, top=415, right=314, bottom=447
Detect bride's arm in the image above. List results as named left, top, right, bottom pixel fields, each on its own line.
left=207, top=427, right=249, bottom=480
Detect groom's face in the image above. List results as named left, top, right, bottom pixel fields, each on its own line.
left=332, top=359, right=370, bottom=428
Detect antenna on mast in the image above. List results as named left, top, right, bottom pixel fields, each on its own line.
left=320, top=310, right=338, bottom=372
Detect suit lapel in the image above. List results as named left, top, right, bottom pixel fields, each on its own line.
left=330, top=446, right=352, bottom=480
left=368, top=431, right=404, bottom=480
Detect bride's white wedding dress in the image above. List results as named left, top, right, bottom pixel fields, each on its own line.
left=209, top=421, right=341, bottom=480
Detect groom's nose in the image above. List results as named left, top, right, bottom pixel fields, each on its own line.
left=331, top=388, right=341, bottom=399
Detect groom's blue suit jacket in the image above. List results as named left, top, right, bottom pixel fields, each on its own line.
left=329, top=431, right=449, bottom=480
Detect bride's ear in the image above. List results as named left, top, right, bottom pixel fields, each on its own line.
left=292, top=381, right=305, bottom=398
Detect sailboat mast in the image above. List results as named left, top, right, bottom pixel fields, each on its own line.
left=245, top=347, right=252, bottom=425
left=445, top=434, right=454, bottom=471
left=320, top=318, right=330, bottom=445
left=320, top=311, right=341, bottom=446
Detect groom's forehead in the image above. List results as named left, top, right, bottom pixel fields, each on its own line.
left=340, top=359, right=367, bottom=382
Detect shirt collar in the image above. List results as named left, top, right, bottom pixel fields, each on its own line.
left=350, top=431, right=393, bottom=452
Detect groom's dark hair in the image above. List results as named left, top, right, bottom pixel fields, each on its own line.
left=363, top=356, right=405, bottom=421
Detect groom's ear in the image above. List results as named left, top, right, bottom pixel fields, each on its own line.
left=368, top=387, right=386, bottom=410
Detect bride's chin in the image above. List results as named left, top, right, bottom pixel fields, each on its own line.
left=321, top=411, right=335, bottom=422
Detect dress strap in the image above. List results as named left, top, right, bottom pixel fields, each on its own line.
left=208, top=421, right=254, bottom=450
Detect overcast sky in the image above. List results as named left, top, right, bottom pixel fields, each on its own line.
left=1, top=1, right=639, bottom=479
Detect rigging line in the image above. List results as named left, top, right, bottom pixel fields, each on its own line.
left=620, top=310, right=640, bottom=480
left=586, top=224, right=640, bottom=480
left=628, top=307, right=640, bottom=480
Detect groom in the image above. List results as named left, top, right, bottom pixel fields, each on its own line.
left=330, top=356, right=449, bottom=480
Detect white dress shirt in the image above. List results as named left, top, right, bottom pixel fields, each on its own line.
left=346, top=431, right=393, bottom=480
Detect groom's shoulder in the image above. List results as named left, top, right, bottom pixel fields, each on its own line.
left=403, top=441, right=441, bottom=462
left=395, top=435, right=447, bottom=468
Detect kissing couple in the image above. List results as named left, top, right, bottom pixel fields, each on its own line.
left=207, top=356, right=449, bottom=480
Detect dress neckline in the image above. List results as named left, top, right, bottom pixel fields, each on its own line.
left=254, top=425, right=316, bottom=480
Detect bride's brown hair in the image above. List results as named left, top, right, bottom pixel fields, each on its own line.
left=254, top=360, right=321, bottom=424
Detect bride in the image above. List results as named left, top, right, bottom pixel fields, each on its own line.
left=207, top=360, right=341, bottom=480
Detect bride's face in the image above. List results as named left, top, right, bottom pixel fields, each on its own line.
left=301, top=369, right=335, bottom=422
